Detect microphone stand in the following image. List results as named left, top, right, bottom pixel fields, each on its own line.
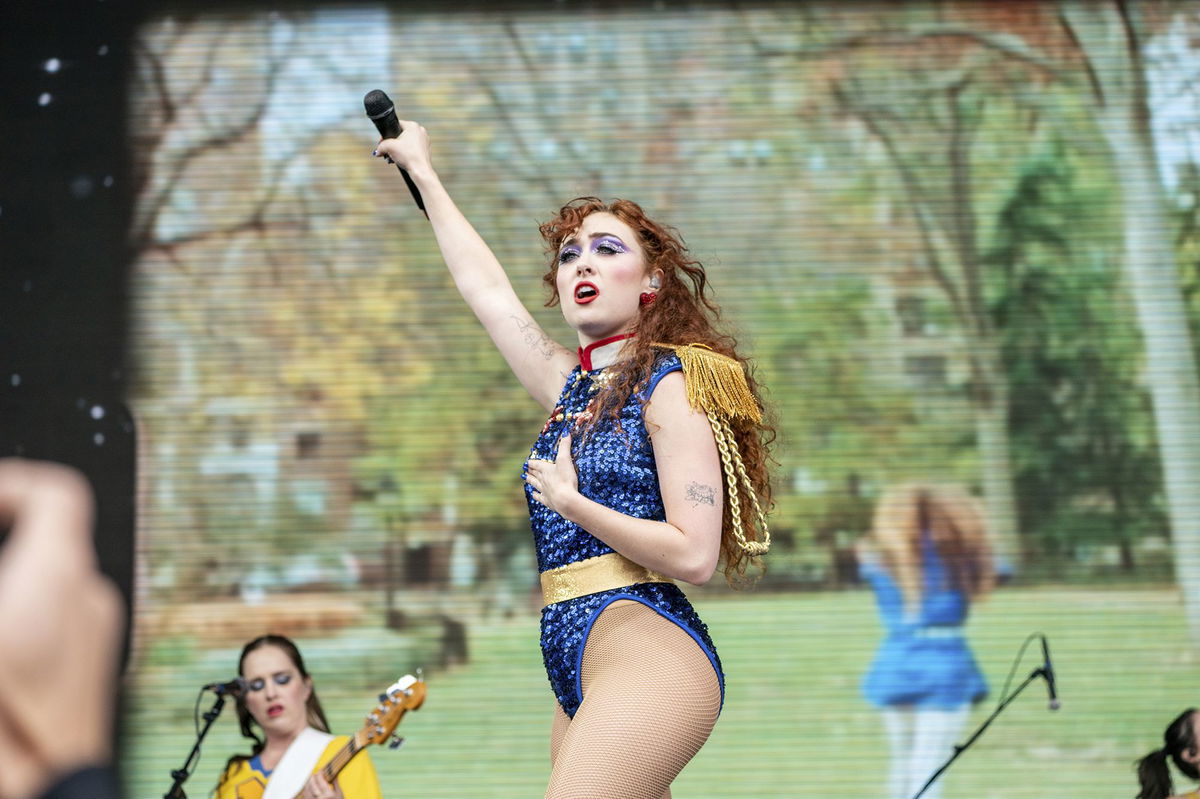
left=163, top=688, right=231, bottom=799
left=911, top=666, right=1048, bottom=799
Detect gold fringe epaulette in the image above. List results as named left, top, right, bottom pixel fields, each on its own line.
left=653, top=343, right=762, bottom=425
left=654, top=342, right=770, bottom=556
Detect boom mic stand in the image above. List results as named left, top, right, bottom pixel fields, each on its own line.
left=164, top=687, right=233, bottom=799
left=911, top=661, right=1052, bottom=799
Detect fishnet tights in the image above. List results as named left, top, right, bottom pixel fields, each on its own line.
left=546, top=600, right=722, bottom=799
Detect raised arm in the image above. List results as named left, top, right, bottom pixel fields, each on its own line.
left=374, top=122, right=576, bottom=410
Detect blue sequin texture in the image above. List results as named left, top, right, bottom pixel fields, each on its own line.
left=523, top=355, right=725, bottom=717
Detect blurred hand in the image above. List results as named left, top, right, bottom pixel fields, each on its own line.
left=302, top=773, right=343, bottom=799
left=0, top=459, right=124, bottom=799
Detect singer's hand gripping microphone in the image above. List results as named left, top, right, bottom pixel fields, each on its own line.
left=364, top=89, right=427, bottom=218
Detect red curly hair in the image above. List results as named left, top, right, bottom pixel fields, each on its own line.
left=539, top=197, right=774, bottom=581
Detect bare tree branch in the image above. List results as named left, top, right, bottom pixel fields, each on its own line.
left=174, top=23, right=227, bottom=118
left=146, top=154, right=298, bottom=251
left=831, top=80, right=969, bottom=327
left=463, top=54, right=562, bottom=205
left=132, top=23, right=296, bottom=247
left=748, top=24, right=1070, bottom=82
left=153, top=217, right=310, bottom=255
left=1056, top=7, right=1107, bottom=106
left=944, top=80, right=990, bottom=340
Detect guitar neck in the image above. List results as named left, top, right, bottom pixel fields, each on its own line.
left=292, top=673, right=423, bottom=798
left=294, top=737, right=362, bottom=798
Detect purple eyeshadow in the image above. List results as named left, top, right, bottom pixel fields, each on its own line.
left=592, top=236, right=627, bottom=252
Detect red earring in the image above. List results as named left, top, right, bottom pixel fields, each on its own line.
left=639, top=292, right=657, bottom=306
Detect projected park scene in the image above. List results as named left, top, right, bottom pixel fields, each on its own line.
left=47, top=3, right=1200, bottom=797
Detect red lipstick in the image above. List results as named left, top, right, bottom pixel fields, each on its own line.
left=574, top=281, right=599, bottom=304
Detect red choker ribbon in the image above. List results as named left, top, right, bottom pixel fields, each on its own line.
left=578, top=333, right=635, bottom=371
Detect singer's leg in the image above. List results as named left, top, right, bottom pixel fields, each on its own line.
left=544, top=600, right=720, bottom=799
left=881, top=706, right=914, bottom=799
left=549, top=703, right=571, bottom=767
left=907, top=707, right=969, bottom=799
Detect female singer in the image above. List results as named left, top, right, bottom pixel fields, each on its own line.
left=374, top=121, right=772, bottom=798
left=215, top=634, right=382, bottom=799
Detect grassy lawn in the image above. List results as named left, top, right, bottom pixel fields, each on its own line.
left=121, top=585, right=1197, bottom=797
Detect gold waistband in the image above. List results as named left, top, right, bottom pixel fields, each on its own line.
left=540, top=553, right=673, bottom=607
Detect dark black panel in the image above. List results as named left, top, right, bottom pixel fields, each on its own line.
left=0, top=0, right=141, bottom=664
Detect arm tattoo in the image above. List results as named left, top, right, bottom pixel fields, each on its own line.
left=685, top=482, right=717, bottom=507
left=514, top=316, right=558, bottom=360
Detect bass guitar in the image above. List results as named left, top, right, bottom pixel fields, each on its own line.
left=293, top=674, right=426, bottom=798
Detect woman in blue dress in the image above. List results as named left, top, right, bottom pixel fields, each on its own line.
left=374, top=123, right=772, bottom=798
left=857, top=483, right=995, bottom=799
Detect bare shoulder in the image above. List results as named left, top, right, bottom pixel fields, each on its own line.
left=644, top=370, right=715, bottom=449
left=643, top=369, right=695, bottom=424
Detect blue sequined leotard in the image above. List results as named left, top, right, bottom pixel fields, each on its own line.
left=524, top=354, right=724, bottom=718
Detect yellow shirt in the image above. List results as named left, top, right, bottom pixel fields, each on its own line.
left=215, top=736, right=383, bottom=799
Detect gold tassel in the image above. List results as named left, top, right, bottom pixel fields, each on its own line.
left=655, top=343, right=770, bottom=556
left=654, top=343, right=762, bottom=425
left=709, top=415, right=771, bottom=556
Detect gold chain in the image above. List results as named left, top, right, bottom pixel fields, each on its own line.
left=708, top=415, right=770, bottom=556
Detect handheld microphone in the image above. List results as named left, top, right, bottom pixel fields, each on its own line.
left=1039, top=635, right=1060, bottom=711
left=363, top=89, right=427, bottom=218
left=203, top=677, right=246, bottom=696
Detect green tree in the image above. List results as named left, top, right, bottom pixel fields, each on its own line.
left=987, top=148, right=1164, bottom=575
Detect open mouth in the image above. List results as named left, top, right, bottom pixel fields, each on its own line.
left=267, top=704, right=284, bottom=718
left=574, top=282, right=599, bottom=304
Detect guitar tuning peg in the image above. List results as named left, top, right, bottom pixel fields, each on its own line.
left=388, top=735, right=405, bottom=750
left=378, top=693, right=388, bottom=703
